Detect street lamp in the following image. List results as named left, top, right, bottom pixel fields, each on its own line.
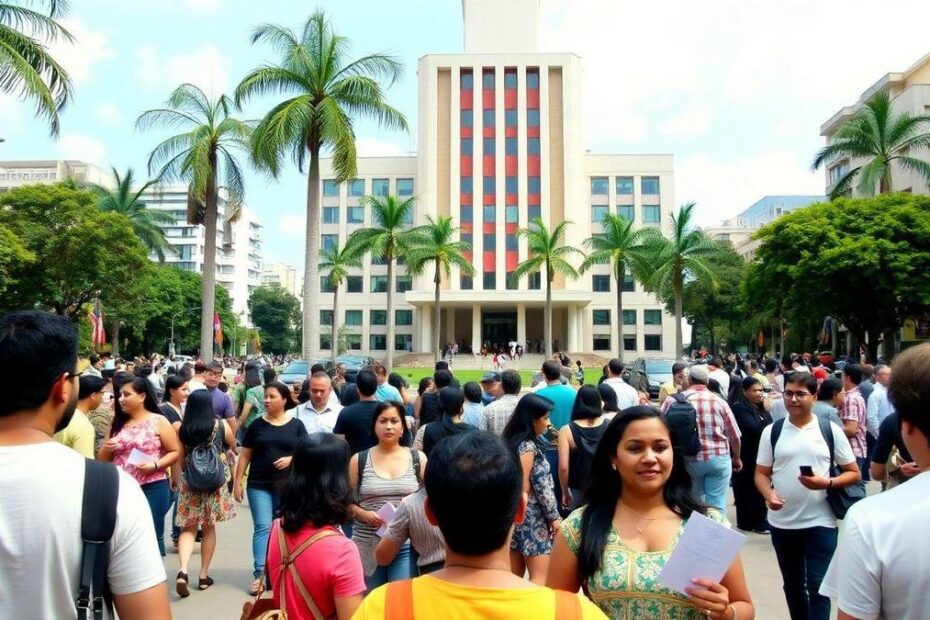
left=169, top=307, right=200, bottom=357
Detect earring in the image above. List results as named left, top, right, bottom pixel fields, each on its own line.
left=611, top=463, right=617, bottom=471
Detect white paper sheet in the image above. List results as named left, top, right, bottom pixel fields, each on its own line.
left=375, top=502, right=397, bottom=538
left=657, top=512, right=747, bottom=595
left=127, top=448, right=157, bottom=467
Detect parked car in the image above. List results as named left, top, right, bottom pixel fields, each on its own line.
left=278, top=359, right=328, bottom=386
left=335, top=355, right=375, bottom=383
left=627, top=358, right=678, bottom=400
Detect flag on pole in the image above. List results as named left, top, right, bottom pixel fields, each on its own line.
left=252, top=330, right=261, bottom=352
left=89, top=298, right=106, bottom=348
left=213, top=313, right=223, bottom=346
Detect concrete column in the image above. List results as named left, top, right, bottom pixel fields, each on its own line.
left=567, top=305, right=580, bottom=352
left=419, top=306, right=432, bottom=354
left=472, top=303, right=482, bottom=352
left=446, top=307, right=457, bottom=346
left=517, top=304, right=527, bottom=349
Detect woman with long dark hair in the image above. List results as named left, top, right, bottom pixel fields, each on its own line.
left=547, top=406, right=754, bottom=619
left=234, top=382, right=307, bottom=595
left=558, top=385, right=607, bottom=511
left=160, top=374, right=188, bottom=431
left=98, top=376, right=180, bottom=556
left=265, top=434, right=366, bottom=619
left=172, top=390, right=236, bottom=597
left=597, top=382, right=619, bottom=419
left=420, top=387, right=476, bottom=457
left=501, top=393, right=561, bottom=584
left=730, top=377, right=772, bottom=533
left=236, top=362, right=265, bottom=431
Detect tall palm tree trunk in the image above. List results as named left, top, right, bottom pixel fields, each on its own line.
left=386, top=255, right=395, bottom=369
left=615, top=266, right=624, bottom=362
left=673, top=270, right=683, bottom=355
left=545, top=267, right=553, bottom=357
left=200, top=156, right=219, bottom=363
left=303, top=145, right=322, bottom=360
left=331, top=286, right=339, bottom=362
left=111, top=320, right=121, bottom=357
left=433, top=262, right=442, bottom=362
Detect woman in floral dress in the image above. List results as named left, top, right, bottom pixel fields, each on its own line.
left=546, top=406, right=755, bottom=620
left=501, top=393, right=561, bottom=584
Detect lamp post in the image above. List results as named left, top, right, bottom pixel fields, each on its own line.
left=169, top=306, right=200, bottom=357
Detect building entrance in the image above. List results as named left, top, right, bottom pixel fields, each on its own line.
left=482, top=311, right=517, bottom=350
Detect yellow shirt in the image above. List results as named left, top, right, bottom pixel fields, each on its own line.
left=657, top=381, right=680, bottom=404
left=352, top=575, right=607, bottom=620
left=54, top=409, right=96, bottom=458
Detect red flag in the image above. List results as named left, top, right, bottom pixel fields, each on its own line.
left=213, top=313, right=223, bottom=345
left=89, top=299, right=106, bottom=347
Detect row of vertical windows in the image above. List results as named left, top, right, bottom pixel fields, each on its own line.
left=319, top=275, right=412, bottom=294
left=592, top=274, right=635, bottom=292
left=591, top=204, right=661, bottom=224
left=592, top=309, right=663, bottom=325
left=323, top=178, right=412, bottom=198
left=590, top=176, right=660, bottom=196
left=461, top=69, right=540, bottom=92
left=593, top=335, right=663, bottom=351
left=320, top=333, right=412, bottom=351
left=320, top=309, right=413, bottom=326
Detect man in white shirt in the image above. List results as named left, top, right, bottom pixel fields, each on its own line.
left=295, top=371, right=343, bottom=434
left=707, top=356, right=731, bottom=398
left=820, top=344, right=930, bottom=620
left=755, top=371, right=860, bottom=620
left=602, top=358, right=638, bottom=411
left=865, top=364, right=894, bottom=439
left=0, top=311, right=170, bottom=619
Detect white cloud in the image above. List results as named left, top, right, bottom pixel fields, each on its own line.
left=58, top=133, right=106, bottom=163
left=278, top=213, right=305, bottom=236
left=660, top=102, right=713, bottom=138
left=135, top=44, right=230, bottom=96
left=94, top=103, right=122, bottom=124
left=49, top=19, right=115, bottom=83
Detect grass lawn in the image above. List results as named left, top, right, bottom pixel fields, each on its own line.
left=393, top=367, right=605, bottom=389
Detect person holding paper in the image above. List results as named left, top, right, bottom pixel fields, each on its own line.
left=548, top=406, right=754, bottom=620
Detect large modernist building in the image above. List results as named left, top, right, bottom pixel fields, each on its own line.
left=0, top=159, right=111, bottom=193
left=704, top=195, right=824, bottom=261
left=315, top=0, right=677, bottom=357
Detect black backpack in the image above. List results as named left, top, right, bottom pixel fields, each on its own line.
left=665, top=392, right=702, bottom=457
left=184, top=423, right=226, bottom=492
left=77, top=459, right=118, bottom=620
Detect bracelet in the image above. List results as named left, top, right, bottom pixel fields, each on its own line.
left=728, top=604, right=737, bottom=620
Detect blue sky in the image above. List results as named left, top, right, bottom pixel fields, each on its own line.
left=5, top=0, right=930, bottom=270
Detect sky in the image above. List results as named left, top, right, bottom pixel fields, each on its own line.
left=4, top=0, right=930, bottom=270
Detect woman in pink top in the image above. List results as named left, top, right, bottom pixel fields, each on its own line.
left=98, top=376, right=179, bottom=556
left=265, top=433, right=366, bottom=619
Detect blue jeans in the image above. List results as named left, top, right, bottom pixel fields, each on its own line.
left=365, top=542, right=413, bottom=592
left=247, top=486, right=281, bottom=578
left=770, top=526, right=838, bottom=620
left=140, top=479, right=171, bottom=556
left=687, top=455, right=732, bottom=512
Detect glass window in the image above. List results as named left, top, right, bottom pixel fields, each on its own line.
left=346, top=276, right=362, bottom=293
left=527, top=69, right=539, bottom=89
left=372, top=178, right=389, bottom=197
left=506, top=271, right=518, bottom=290
left=504, top=69, right=518, bottom=89
left=349, top=179, right=365, bottom=197
left=616, top=177, right=634, bottom=195
left=345, top=310, right=362, bottom=326
left=461, top=205, right=473, bottom=223
left=323, top=179, right=339, bottom=197
left=322, top=207, right=339, bottom=224
left=528, top=205, right=541, bottom=221
left=483, top=109, right=495, bottom=128
left=320, top=277, right=334, bottom=293
left=369, top=334, right=386, bottom=350
left=641, top=176, right=660, bottom=195
left=370, top=276, right=388, bottom=293
left=527, top=177, right=541, bottom=194
left=396, top=276, right=412, bottom=293
left=346, top=334, right=362, bottom=351
left=504, top=175, right=518, bottom=194
left=320, top=310, right=333, bottom=326
left=483, top=205, right=496, bottom=222
left=483, top=272, right=496, bottom=290
left=461, top=109, right=473, bottom=128
left=461, top=274, right=473, bottom=289
left=461, top=176, right=473, bottom=194
left=505, top=205, right=518, bottom=224
left=371, top=309, right=387, bottom=325
left=593, top=275, right=611, bottom=292
left=397, top=178, right=414, bottom=197
left=527, top=137, right=540, bottom=155
left=527, top=109, right=540, bottom=127
left=590, top=177, right=609, bottom=195
left=483, top=176, right=495, bottom=194
left=618, top=205, right=634, bottom=221
left=593, top=336, right=611, bottom=351
left=645, top=335, right=662, bottom=351
left=322, top=234, right=338, bottom=252
left=461, top=232, right=473, bottom=246
left=394, top=334, right=412, bottom=352
left=622, top=309, right=636, bottom=324
left=483, top=138, right=495, bottom=155
left=461, top=138, right=473, bottom=156
left=347, top=206, right=364, bottom=224
left=482, top=69, right=495, bottom=89
left=461, top=70, right=473, bottom=90
left=593, top=309, right=610, bottom=325
left=528, top=272, right=541, bottom=290
left=643, top=205, right=661, bottom=224
left=592, top=205, right=609, bottom=223
left=505, top=234, right=517, bottom=250
left=624, top=336, right=637, bottom=351
left=484, top=233, right=496, bottom=251
left=623, top=273, right=635, bottom=292
left=320, top=334, right=332, bottom=350
left=395, top=310, right=413, bottom=326
left=644, top=309, right=663, bottom=325
left=505, top=110, right=517, bottom=127
left=505, top=137, right=517, bottom=156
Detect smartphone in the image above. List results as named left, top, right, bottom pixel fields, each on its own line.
left=799, top=465, right=814, bottom=477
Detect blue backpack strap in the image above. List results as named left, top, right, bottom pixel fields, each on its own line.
left=770, top=418, right=786, bottom=453
left=77, top=459, right=119, bottom=620
left=816, top=414, right=836, bottom=465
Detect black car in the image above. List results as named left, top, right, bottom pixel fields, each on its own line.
left=335, top=355, right=375, bottom=383
left=627, top=358, right=678, bottom=400
left=278, top=359, right=328, bottom=386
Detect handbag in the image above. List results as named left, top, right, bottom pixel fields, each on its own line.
left=241, top=521, right=340, bottom=620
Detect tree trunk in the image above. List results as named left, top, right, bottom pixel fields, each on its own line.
left=111, top=320, right=121, bottom=357
left=709, top=319, right=716, bottom=354
left=302, top=146, right=321, bottom=360
left=199, top=153, right=219, bottom=363
left=881, top=328, right=896, bottom=362
left=615, top=266, right=624, bottom=362
left=331, top=286, right=339, bottom=363
left=866, top=327, right=881, bottom=363
left=779, top=311, right=785, bottom=356
left=386, top=254, right=395, bottom=369
left=880, top=171, right=892, bottom=194
left=433, top=261, right=442, bottom=363
left=674, top=271, right=683, bottom=356
left=545, top=266, right=553, bottom=357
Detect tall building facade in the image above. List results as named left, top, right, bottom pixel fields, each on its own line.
left=262, top=261, right=301, bottom=298
left=314, top=0, right=677, bottom=357
left=0, top=159, right=111, bottom=192
left=704, top=195, right=824, bottom=261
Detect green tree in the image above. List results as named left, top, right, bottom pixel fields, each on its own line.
left=0, top=0, right=72, bottom=135
left=235, top=11, right=408, bottom=360
left=0, top=222, right=35, bottom=298
left=86, top=167, right=175, bottom=261
left=347, top=195, right=425, bottom=369
left=745, top=194, right=930, bottom=362
left=511, top=218, right=581, bottom=357
left=248, top=285, right=300, bottom=355
left=406, top=215, right=475, bottom=361
left=579, top=213, right=649, bottom=361
left=813, top=91, right=930, bottom=199
left=137, top=83, right=252, bottom=362
left=320, top=243, right=363, bottom=362
left=639, top=203, right=723, bottom=356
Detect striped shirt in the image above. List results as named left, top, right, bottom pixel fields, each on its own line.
left=384, top=488, right=445, bottom=567
left=661, top=385, right=741, bottom=461
left=480, top=394, right=520, bottom=435
left=840, top=386, right=868, bottom=458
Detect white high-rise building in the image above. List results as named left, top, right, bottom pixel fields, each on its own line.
left=0, top=159, right=111, bottom=192
left=262, top=262, right=301, bottom=298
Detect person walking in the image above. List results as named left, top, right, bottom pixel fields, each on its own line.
left=813, top=378, right=844, bottom=428
left=333, top=370, right=382, bottom=454
left=557, top=385, right=607, bottom=512
left=375, top=486, right=446, bottom=576
left=234, top=382, right=308, bottom=595
left=161, top=373, right=188, bottom=550
left=461, top=381, right=485, bottom=427
left=840, top=364, right=869, bottom=486
left=480, top=369, right=522, bottom=436
left=730, top=376, right=772, bottom=533
left=98, top=376, right=180, bottom=557
left=55, top=374, right=105, bottom=458
left=547, top=406, right=755, bottom=620
left=501, top=393, right=561, bottom=584
left=235, top=362, right=265, bottom=433
left=418, top=388, right=477, bottom=457
left=601, top=359, right=639, bottom=411
left=173, top=390, right=237, bottom=597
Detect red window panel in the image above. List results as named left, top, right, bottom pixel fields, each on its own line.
left=505, top=126, right=518, bottom=139
left=528, top=194, right=541, bottom=205
left=505, top=157, right=518, bottom=176
left=505, top=251, right=518, bottom=271
left=483, top=90, right=495, bottom=109
left=505, top=193, right=518, bottom=205
left=461, top=154, right=473, bottom=170
left=483, top=221, right=496, bottom=234
left=483, top=251, right=496, bottom=269
left=463, top=250, right=473, bottom=262
left=504, top=90, right=517, bottom=108
left=527, top=126, right=540, bottom=138
left=483, top=126, right=495, bottom=139
left=483, top=155, right=495, bottom=172
left=483, top=193, right=496, bottom=205
left=461, top=126, right=473, bottom=139
left=460, top=193, right=472, bottom=206
left=461, top=222, right=472, bottom=233
left=527, top=90, right=540, bottom=108
left=505, top=223, right=518, bottom=234
left=527, top=157, right=541, bottom=176
left=461, top=91, right=473, bottom=109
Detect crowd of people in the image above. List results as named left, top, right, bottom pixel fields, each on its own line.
left=2, top=308, right=929, bottom=619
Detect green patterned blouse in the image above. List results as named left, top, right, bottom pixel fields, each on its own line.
left=561, top=506, right=730, bottom=620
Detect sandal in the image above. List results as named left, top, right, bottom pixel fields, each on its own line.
left=176, top=572, right=190, bottom=598
left=248, top=578, right=262, bottom=596
left=198, top=575, right=214, bottom=590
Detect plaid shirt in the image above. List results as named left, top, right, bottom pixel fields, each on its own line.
left=480, top=394, right=520, bottom=436
left=661, top=385, right=741, bottom=461
left=840, top=386, right=868, bottom=458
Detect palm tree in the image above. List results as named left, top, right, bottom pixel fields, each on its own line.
left=0, top=0, right=73, bottom=136
left=86, top=167, right=175, bottom=261
left=319, top=243, right=363, bottom=363
left=406, top=215, right=475, bottom=362
left=137, top=84, right=253, bottom=362
left=639, top=203, right=722, bottom=355
left=813, top=90, right=930, bottom=199
left=511, top=218, right=581, bottom=357
left=579, top=213, right=649, bottom=362
left=235, top=11, right=408, bottom=361
left=347, top=195, right=425, bottom=369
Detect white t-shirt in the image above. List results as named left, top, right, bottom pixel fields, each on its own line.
left=820, top=471, right=930, bottom=620
left=0, top=442, right=166, bottom=618
left=708, top=368, right=730, bottom=398
left=603, top=377, right=639, bottom=410
left=188, top=379, right=207, bottom=393
left=756, top=415, right=856, bottom=530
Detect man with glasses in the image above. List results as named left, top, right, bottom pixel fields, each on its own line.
left=755, top=372, right=860, bottom=620
left=205, top=359, right=237, bottom=437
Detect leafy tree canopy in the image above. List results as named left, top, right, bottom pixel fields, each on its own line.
left=248, top=285, right=300, bottom=355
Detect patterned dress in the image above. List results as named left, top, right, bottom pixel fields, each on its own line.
left=562, top=507, right=731, bottom=619
left=510, top=440, right=560, bottom=556
left=175, top=421, right=236, bottom=527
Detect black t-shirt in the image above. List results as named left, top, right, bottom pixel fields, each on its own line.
left=420, top=393, right=441, bottom=426
left=158, top=403, right=182, bottom=425
left=242, top=417, right=308, bottom=490
left=871, top=412, right=912, bottom=464
left=333, top=400, right=380, bottom=454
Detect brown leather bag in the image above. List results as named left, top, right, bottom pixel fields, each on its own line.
left=241, top=521, right=340, bottom=620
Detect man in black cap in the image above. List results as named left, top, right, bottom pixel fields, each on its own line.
left=480, top=371, right=503, bottom=405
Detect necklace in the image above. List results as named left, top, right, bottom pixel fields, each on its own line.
left=618, top=502, right=661, bottom=534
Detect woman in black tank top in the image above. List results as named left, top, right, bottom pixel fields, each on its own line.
left=557, top=385, right=608, bottom=512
